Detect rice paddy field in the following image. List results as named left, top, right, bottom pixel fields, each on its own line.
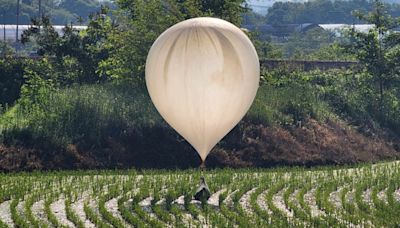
left=0, top=161, right=400, bottom=228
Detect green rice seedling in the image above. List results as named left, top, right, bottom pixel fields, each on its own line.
left=83, top=200, right=112, bottom=228
left=65, top=197, right=85, bottom=228
left=98, top=194, right=125, bottom=228
left=117, top=195, right=148, bottom=227
left=44, top=194, right=67, bottom=228
left=131, top=190, right=164, bottom=228
left=24, top=193, right=48, bottom=228
left=10, top=198, right=30, bottom=228
left=265, top=180, right=292, bottom=227
left=1, top=160, right=400, bottom=227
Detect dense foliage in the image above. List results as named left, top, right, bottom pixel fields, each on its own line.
left=345, top=0, right=400, bottom=132
left=0, top=57, right=25, bottom=106
left=101, top=0, right=246, bottom=82
left=21, top=7, right=116, bottom=84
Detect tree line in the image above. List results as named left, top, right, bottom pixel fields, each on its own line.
left=244, top=0, right=400, bottom=25
left=0, top=0, right=114, bottom=25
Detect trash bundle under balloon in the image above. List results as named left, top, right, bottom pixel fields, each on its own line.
left=145, top=17, right=260, bottom=200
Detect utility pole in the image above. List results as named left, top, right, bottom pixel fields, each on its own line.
left=38, top=0, right=42, bottom=32
left=16, top=0, right=20, bottom=43
left=2, top=11, right=5, bottom=42
left=39, top=0, right=42, bottom=19
left=2, top=11, right=5, bottom=57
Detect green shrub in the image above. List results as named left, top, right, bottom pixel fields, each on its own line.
left=257, top=67, right=400, bottom=134
left=0, top=57, right=26, bottom=106
left=248, top=76, right=333, bottom=126
left=1, top=82, right=161, bottom=148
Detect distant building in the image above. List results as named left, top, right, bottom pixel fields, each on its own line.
left=0, top=25, right=87, bottom=42
left=319, top=24, right=375, bottom=36
left=243, top=23, right=324, bottom=38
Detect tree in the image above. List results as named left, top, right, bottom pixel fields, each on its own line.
left=100, top=0, right=246, bottom=82
left=21, top=6, right=116, bottom=85
left=283, top=28, right=336, bottom=59
left=347, top=0, right=400, bottom=122
left=0, top=55, right=25, bottom=106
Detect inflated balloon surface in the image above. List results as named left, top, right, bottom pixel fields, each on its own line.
left=146, top=17, right=260, bottom=161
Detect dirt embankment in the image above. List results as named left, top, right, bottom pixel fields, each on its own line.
left=208, top=119, right=400, bottom=167
left=1, top=119, right=399, bottom=171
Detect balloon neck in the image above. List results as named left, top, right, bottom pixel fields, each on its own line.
left=200, top=160, right=206, bottom=173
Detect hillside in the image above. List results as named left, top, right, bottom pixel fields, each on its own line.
left=0, top=78, right=399, bottom=171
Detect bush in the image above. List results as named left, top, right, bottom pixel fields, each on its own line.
left=248, top=83, right=332, bottom=126
left=0, top=57, right=26, bottom=106
left=256, top=66, right=400, bottom=136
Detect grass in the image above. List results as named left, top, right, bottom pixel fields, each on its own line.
left=248, top=83, right=332, bottom=126
left=1, top=68, right=399, bottom=153
left=0, top=76, right=345, bottom=170
left=0, top=78, right=332, bottom=146
left=0, top=82, right=161, bottom=147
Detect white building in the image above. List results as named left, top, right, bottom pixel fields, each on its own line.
left=0, top=25, right=87, bottom=42
left=319, top=24, right=375, bottom=36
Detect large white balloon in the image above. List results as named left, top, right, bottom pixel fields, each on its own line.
left=146, top=17, right=260, bottom=162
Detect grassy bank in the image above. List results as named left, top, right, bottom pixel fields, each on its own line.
left=0, top=68, right=399, bottom=171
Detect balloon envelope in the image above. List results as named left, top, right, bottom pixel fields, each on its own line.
left=146, top=17, right=259, bottom=161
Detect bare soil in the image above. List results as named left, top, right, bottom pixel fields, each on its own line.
left=1, top=118, right=399, bottom=171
